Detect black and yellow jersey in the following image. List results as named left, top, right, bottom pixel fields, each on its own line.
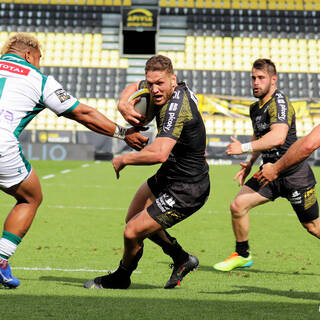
left=140, top=81, right=209, bottom=182
left=250, top=89, right=301, bottom=174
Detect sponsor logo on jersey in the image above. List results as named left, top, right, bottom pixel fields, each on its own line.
left=0, top=61, right=30, bottom=75
left=275, top=93, right=287, bottom=121
left=0, top=109, right=14, bottom=122
left=55, top=89, right=70, bottom=103
left=169, top=102, right=178, bottom=112
left=163, top=112, right=176, bottom=132
left=172, top=90, right=180, bottom=100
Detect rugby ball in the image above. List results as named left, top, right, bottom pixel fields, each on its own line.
left=128, top=88, right=155, bottom=125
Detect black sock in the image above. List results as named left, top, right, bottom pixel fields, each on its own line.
left=126, top=245, right=144, bottom=274
left=100, top=246, right=144, bottom=288
left=236, top=241, right=250, bottom=258
left=148, top=230, right=189, bottom=265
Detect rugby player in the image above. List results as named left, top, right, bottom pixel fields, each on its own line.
left=84, top=55, right=210, bottom=289
left=0, top=33, right=148, bottom=288
left=258, top=125, right=320, bottom=185
left=213, top=59, right=319, bottom=272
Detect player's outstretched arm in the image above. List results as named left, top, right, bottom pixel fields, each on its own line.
left=118, top=82, right=146, bottom=126
left=258, top=125, right=320, bottom=185
left=112, top=137, right=176, bottom=179
left=226, top=124, right=288, bottom=156
left=64, top=103, right=149, bottom=150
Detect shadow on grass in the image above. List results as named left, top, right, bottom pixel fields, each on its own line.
left=37, top=276, right=160, bottom=289
left=0, top=294, right=318, bottom=320
left=199, top=264, right=320, bottom=276
left=200, top=285, right=320, bottom=301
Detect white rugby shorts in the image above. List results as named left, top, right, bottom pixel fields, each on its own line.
left=0, top=148, right=31, bottom=189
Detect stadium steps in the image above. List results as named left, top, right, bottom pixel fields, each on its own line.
left=101, top=12, right=121, bottom=50
left=157, top=15, right=187, bottom=51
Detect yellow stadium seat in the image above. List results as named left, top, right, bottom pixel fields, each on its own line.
left=159, top=0, right=167, bottom=6
left=232, top=0, right=241, bottom=8
left=177, top=0, right=185, bottom=7
left=250, top=0, right=259, bottom=9
left=279, top=38, right=289, bottom=49
left=213, top=0, right=221, bottom=8
left=204, top=37, right=214, bottom=49
left=257, top=0, right=267, bottom=8
left=295, top=0, right=303, bottom=9
left=224, top=118, right=234, bottom=134
left=268, top=0, right=277, bottom=9
left=242, top=37, right=251, bottom=49
left=251, top=38, right=260, bottom=48
left=277, top=0, right=286, bottom=9
left=223, top=37, right=232, bottom=48
left=222, top=0, right=231, bottom=8
left=240, top=0, right=249, bottom=9
left=186, top=0, right=194, bottom=7
left=195, top=36, right=205, bottom=48
left=195, top=0, right=204, bottom=7
left=204, top=0, right=213, bottom=7
left=203, top=117, right=214, bottom=134
left=214, top=37, right=223, bottom=48
left=260, top=38, right=269, bottom=49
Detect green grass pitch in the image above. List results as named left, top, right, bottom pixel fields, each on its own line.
left=1, top=160, right=320, bottom=319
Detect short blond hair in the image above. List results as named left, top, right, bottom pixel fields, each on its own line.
left=1, top=33, right=41, bottom=56
left=145, top=55, right=174, bottom=75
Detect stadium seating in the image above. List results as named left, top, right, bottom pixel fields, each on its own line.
left=0, top=1, right=319, bottom=136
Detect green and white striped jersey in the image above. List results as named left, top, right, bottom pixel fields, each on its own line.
left=0, top=53, right=79, bottom=154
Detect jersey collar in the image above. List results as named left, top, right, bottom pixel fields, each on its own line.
left=258, top=89, right=278, bottom=109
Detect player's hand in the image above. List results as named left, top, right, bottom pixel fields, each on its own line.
left=234, top=161, right=252, bottom=186
left=118, top=99, right=146, bottom=126
left=124, top=127, right=149, bottom=151
left=112, top=155, right=125, bottom=179
left=257, top=163, right=278, bottom=187
left=226, top=137, right=243, bottom=155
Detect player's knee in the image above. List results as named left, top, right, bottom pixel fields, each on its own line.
left=124, top=224, right=138, bottom=241
left=230, top=200, right=242, bottom=217
left=36, top=191, right=43, bottom=207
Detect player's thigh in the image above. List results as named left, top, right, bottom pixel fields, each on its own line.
left=289, top=186, right=319, bottom=227
left=125, top=209, right=162, bottom=240
left=126, top=181, right=155, bottom=223
left=4, top=169, right=42, bottom=205
left=231, top=185, right=270, bottom=214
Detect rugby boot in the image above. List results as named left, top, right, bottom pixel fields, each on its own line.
left=213, top=252, right=253, bottom=272
left=0, top=259, right=20, bottom=288
left=164, top=254, right=199, bottom=289
left=84, top=266, right=131, bottom=289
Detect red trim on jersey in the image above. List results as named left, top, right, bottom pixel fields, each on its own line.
left=0, top=61, right=30, bottom=75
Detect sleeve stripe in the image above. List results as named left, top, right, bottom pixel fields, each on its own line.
left=58, top=100, right=80, bottom=116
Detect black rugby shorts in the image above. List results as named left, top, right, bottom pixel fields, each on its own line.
left=246, top=163, right=318, bottom=223
left=146, top=174, right=210, bottom=228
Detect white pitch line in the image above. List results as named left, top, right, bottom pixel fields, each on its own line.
left=61, top=169, right=71, bottom=174
left=82, top=163, right=90, bottom=168
left=42, top=174, right=55, bottom=180
left=47, top=204, right=127, bottom=211
left=11, top=266, right=140, bottom=273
